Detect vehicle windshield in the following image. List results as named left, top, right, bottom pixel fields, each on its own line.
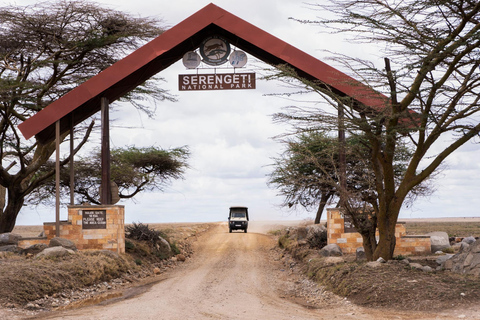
left=232, top=212, right=246, bottom=218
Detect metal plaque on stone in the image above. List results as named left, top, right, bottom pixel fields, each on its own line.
left=82, top=210, right=107, bottom=229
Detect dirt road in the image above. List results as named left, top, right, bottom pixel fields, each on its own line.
left=29, top=222, right=478, bottom=320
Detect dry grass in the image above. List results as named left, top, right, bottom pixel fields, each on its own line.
left=4, top=220, right=480, bottom=312
left=0, top=251, right=135, bottom=304
left=1, top=222, right=212, bottom=309
left=403, top=220, right=480, bottom=237
left=277, top=219, right=480, bottom=311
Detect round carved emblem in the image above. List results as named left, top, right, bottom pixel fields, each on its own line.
left=199, top=36, right=231, bottom=66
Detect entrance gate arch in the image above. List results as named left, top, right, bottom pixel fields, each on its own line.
left=18, top=3, right=388, bottom=243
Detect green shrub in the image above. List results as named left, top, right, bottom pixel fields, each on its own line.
left=125, top=240, right=135, bottom=250
left=278, top=234, right=292, bottom=249
left=170, top=242, right=181, bottom=255
left=442, top=247, right=455, bottom=254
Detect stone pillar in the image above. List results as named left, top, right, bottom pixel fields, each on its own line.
left=67, top=205, right=125, bottom=253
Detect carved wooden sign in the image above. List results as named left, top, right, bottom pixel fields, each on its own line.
left=82, top=210, right=107, bottom=229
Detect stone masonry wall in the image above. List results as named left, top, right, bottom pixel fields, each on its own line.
left=327, top=208, right=431, bottom=256
left=18, top=205, right=125, bottom=253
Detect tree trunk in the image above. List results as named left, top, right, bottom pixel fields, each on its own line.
left=356, top=214, right=378, bottom=261
left=0, top=186, right=5, bottom=214
left=0, top=188, right=25, bottom=233
left=373, top=206, right=400, bottom=260
left=361, top=231, right=377, bottom=261
left=314, top=192, right=332, bottom=224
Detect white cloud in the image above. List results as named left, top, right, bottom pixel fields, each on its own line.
left=12, top=0, right=480, bottom=226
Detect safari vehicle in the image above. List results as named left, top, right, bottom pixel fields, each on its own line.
left=228, top=206, right=249, bottom=233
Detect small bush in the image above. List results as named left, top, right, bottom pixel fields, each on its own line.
left=126, top=222, right=174, bottom=259
left=442, top=247, right=455, bottom=254
left=268, top=229, right=283, bottom=236
left=278, top=234, right=292, bottom=249
left=126, top=222, right=168, bottom=242
left=307, top=229, right=327, bottom=249
left=170, top=242, right=181, bottom=255
left=125, top=240, right=135, bottom=250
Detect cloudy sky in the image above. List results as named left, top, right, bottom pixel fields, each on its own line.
left=12, top=0, right=480, bottom=225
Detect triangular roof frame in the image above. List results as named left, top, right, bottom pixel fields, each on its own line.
left=19, top=3, right=388, bottom=143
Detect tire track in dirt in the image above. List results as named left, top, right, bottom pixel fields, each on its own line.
left=26, top=222, right=474, bottom=320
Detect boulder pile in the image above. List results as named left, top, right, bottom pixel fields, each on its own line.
left=0, top=232, right=77, bottom=258
left=443, top=238, right=480, bottom=276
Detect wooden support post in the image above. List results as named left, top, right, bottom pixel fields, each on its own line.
left=338, top=102, right=346, bottom=208
left=100, top=97, right=112, bottom=205
left=69, top=115, right=75, bottom=205
left=55, top=120, right=60, bottom=237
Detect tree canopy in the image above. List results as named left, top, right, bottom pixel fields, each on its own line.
left=28, top=146, right=190, bottom=206
left=271, top=0, right=478, bottom=260
left=0, top=0, right=175, bottom=232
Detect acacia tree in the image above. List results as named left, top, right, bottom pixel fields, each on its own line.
left=268, top=132, right=338, bottom=224
left=28, top=146, right=190, bottom=205
left=0, top=1, right=174, bottom=232
left=273, top=0, right=477, bottom=260
left=268, top=129, right=426, bottom=244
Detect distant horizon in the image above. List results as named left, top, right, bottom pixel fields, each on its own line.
left=12, top=216, right=480, bottom=227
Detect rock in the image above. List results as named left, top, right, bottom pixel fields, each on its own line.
left=176, top=254, right=186, bottom=262
left=427, top=231, right=451, bottom=253
left=25, top=302, right=37, bottom=309
left=153, top=267, right=161, bottom=274
left=319, top=244, right=343, bottom=257
left=400, top=259, right=410, bottom=266
left=436, top=254, right=454, bottom=266
left=376, top=257, right=386, bottom=263
left=0, top=233, right=22, bottom=245
left=462, top=236, right=476, bottom=245
left=296, top=226, right=308, bottom=241
left=452, top=242, right=462, bottom=251
left=366, top=261, right=383, bottom=268
left=409, top=262, right=424, bottom=270
left=422, top=266, right=433, bottom=272
left=35, top=246, right=75, bottom=259
left=21, top=243, right=48, bottom=255
left=0, top=245, right=20, bottom=253
left=444, top=240, right=480, bottom=276
left=460, top=242, right=470, bottom=252
left=157, top=236, right=171, bottom=256
left=49, top=237, right=77, bottom=251
left=323, top=257, right=344, bottom=265
left=297, top=240, right=308, bottom=246
left=444, top=258, right=454, bottom=270
left=356, top=247, right=366, bottom=261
